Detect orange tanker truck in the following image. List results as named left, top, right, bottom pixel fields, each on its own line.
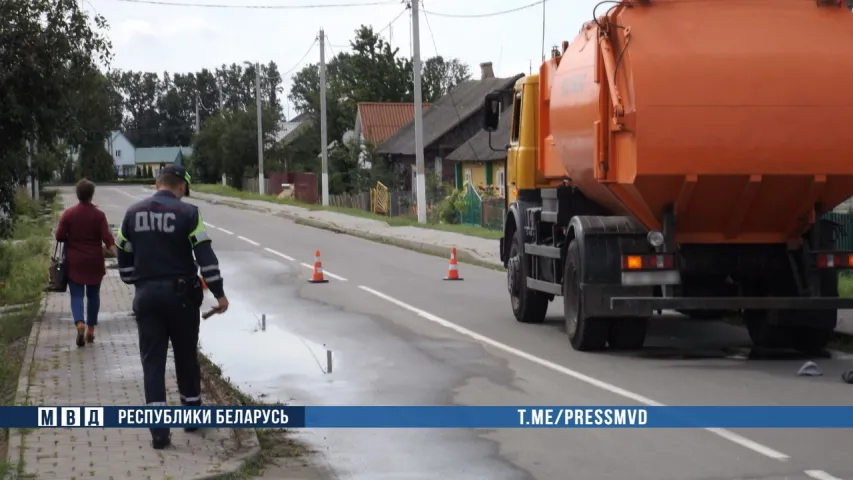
left=482, top=0, right=853, bottom=353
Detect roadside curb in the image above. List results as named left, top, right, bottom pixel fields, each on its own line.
left=190, top=192, right=505, bottom=272
left=196, top=444, right=263, bottom=480
left=290, top=216, right=505, bottom=272
left=6, top=299, right=46, bottom=474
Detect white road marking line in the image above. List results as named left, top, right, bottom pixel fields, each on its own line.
left=356, top=285, right=790, bottom=462
left=237, top=236, right=260, bottom=246
left=264, top=247, right=295, bottom=262
left=110, top=188, right=145, bottom=200
left=300, top=262, right=347, bottom=281
left=204, top=222, right=216, bottom=228
left=216, top=227, right=234, bottom=235
left=805, top=471, right=844, bottom=480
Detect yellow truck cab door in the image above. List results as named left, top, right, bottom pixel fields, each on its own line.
left=506, top=89, right=523, bottom=205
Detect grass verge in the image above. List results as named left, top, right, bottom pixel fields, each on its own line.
left=193, top=184, right=502, bottom=240
left=839, top=273, right=853, bottom=298
left=0, top=190, right=58, bottom=475
left=198, top=354, right=310, bottom=479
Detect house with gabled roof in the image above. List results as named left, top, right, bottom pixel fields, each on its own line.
left=353, top=102, right=432, bottom=169
left=135, top=146, right=194, bottom=177
left=445, top=97, right=513, bottom=197
left=377, top=62, right=522, bottom=192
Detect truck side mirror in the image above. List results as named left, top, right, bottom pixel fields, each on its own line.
left=483, top=91, right=502, bottom=132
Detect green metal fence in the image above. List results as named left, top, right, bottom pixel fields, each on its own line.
left=460, top=184, right=482, bottom=226
left=822, top=212, right=853, bottom=250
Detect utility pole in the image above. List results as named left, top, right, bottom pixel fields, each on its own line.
left=319, top=29, right=329, bottom=206
left=411, top=0, right=427, bottom=223
left=255, top=62, right=264, bottom=195
left=27, top=139, right=39, bottom=200
left=195, top=92, right=200, bottom=132
left=217, top=83, right=226, bottom=185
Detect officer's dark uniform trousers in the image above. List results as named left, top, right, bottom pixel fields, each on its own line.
left=116, top=189, right=224, bottom=437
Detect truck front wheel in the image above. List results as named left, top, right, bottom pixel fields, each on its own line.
left=564, top=240, right=609, bottom=351
left=507, top=234, right=549, bottom=324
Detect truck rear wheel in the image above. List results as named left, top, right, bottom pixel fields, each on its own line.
left=508, top=234, right=549, bottom=324
left=745, top=272, right=837, bottom=354
left=564, top=240, right=609, bottom=351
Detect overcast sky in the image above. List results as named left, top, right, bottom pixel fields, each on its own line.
left=83, top=0, right=598, bottom=119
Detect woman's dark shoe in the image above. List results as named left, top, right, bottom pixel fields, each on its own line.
left=75, top=322, right=86, bottom=347
left=86, top=326, right=95, bottom=344
left=151, top=433, right=172, bottom=450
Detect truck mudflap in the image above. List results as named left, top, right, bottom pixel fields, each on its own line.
left=610, top=297, right=853, bottom=311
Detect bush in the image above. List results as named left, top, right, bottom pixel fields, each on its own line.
left=435, top=188, right=466, bottom=224
left=13, top=189, right=40, bottom=218
left=0, top=194, right=53, bottom=306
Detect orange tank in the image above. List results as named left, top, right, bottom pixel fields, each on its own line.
left=544, top=0, right=853, bottom=244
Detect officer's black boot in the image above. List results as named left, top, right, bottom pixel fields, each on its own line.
left=182, top=398, right=202, bottom=433
left=150, top=428, right=171, bottom=449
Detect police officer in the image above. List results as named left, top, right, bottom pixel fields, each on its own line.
left=115, top=165, right=229, bottom=449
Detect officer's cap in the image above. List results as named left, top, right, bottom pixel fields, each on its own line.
left=159, top=164, right=192, bottom=196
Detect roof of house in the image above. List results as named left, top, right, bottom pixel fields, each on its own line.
left=110, top=130, right=133, bottom=146
left=135, top=146, right=193, bottom=165
left=446, top=106, right=512, bottom=162
left=357, top=102, right=433, bottom=146
left=279, top=116, right=314, bottom=144
left=288, top=112, right=311, bottom=123
left=377, top=74, right=524, bottom=156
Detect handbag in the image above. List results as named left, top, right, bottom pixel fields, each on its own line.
left=48, top=241, right=68, bottom=292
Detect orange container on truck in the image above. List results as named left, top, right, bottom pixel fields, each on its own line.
left=482, top=0, right=853, bottom=353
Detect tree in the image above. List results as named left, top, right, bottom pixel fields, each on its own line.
left=78, top=143, right=115, bottom=182
left=286, top=25, right=471, bottom=190
left=422, top=56, right=471, bottom=102
left=192, top=106, right=279, bottom=183
left=0, top=0, right=113, bottom=236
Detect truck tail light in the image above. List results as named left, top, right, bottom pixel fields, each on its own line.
left=815, top=252, right=853, bottom=269
left=622, top=254, right=674, bottom=271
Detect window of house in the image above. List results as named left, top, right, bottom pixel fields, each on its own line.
left=510, top=90, right=522, bottom=143
left=115, top=150, right=121, bottom=158
left=465, top=168, right=472, bottom=185
left=497, top=167, right=506, bottom=197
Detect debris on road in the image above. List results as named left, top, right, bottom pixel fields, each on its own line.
left=841, top=370, right=853, bottom=384
left=798, top=361, right=822, bottom=376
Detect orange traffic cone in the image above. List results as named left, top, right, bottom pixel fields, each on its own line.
left=443, top=248, right=464, bottom=281
left=308, top=250, right=329, bottom=283
left=200, top=277, right=208, bottom=290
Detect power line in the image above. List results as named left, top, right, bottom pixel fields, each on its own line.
left=424, top=0, right=546, bottom=19
left=324, top=34, right=337, bottom=59
left=283, top=38, right=319, bottom=75
left=378, top=6, right=408, bottom=34
left=110, top=0, right=398, bottom=9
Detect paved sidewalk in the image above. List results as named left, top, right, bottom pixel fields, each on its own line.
left=190, top=190, right=503, bottom=269
left=6, top=207, right=258, bottom=478
left=189, top=190, right=853, bottom=338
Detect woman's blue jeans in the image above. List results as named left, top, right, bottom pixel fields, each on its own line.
left=69, top=281, right=101, bottom=327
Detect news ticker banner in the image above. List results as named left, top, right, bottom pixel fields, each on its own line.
left=15, top=406, right=853, bottom=429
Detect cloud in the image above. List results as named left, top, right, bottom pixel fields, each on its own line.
left=109, top=16, right=239, bottom=73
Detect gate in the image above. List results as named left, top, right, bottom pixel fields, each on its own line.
left=460, top=183, right=482, bottom=226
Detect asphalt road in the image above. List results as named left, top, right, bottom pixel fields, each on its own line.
left=92, top=185, right=853, bottom=480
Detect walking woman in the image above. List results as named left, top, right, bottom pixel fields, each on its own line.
left=55, top=179, right=117, bottom=347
